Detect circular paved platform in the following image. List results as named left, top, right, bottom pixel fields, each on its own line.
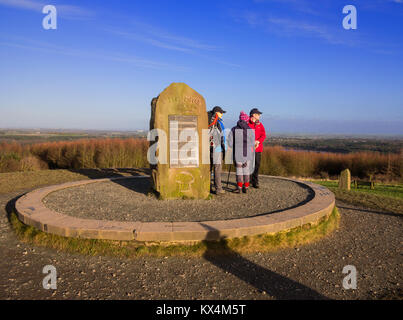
left=15, top=175, right=335, bottom=242
left=42, top=175, right=314, bottom=222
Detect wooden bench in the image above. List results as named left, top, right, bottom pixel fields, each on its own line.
left=352, top=180, right=375, bottom=190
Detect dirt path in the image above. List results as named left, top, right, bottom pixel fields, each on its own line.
left=0, top=190, right=401, bottom=300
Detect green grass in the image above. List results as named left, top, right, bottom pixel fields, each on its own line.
left=311, top=180, right=403, bottom=214
left=9, top=207, right=339, bottom=258
left=314, top=180, right=403, bottom=200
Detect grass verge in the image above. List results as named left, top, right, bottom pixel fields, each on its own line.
left=311, top=180, right=403, bottom=214
left=311, top=180, right=403, bottom=200
left=10, top=206, right=339, bottom=258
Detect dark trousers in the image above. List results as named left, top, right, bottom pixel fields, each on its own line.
left=251, top=152, right=262, bottom=186
left=210, top=152, right=223, bottom=192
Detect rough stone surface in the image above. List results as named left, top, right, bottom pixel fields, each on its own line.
left=43, top=175, right=313, bottom=222
left=339, top=169, right=351, bottom=190
left=150, top=83, right=210, bottom=199
left=1, top=188, right=402, bottom=299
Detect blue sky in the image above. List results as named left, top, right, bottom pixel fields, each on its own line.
left=0, top=0, right=402, bottom=134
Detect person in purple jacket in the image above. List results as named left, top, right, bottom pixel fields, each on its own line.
left=228, top=111, right=255, bottom=194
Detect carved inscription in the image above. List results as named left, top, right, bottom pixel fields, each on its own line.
left=165, top=95, right=201, bottom=107
left=169, top=115, right=199, bottom=168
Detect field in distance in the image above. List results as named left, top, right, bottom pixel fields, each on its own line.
left=1, top=128, right=402, bottom=154
left=0, top=128, right=147, bottom=144
left=267, top=133, right=403, bottom=154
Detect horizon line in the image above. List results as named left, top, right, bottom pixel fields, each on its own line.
left=1, top=127, right=403, bottom=138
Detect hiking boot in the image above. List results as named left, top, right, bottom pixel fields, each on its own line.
left=215, top=189, right=225, bottom=195
left=233, top=188, right=241, bottom=194
left=252, top=184, right=260, bottom=189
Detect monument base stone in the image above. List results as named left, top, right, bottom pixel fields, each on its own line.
left=150, top=83, right=210, bottom=200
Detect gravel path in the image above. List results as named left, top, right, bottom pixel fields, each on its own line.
left=0, top=189, right=401, bottom=300
left=42, top=175, right=313, bottom=222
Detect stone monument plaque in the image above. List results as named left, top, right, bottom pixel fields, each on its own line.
left=149, top=83, right=210, bottom=199
left=169, top=115, right=199, bottom=168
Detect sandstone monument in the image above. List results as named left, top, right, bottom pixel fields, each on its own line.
left=339, top=168, right=351, bottom=190
left=149, top=83, right=210, bottom=199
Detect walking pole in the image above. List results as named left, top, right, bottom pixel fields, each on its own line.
left=226, top=163, right=232, bottom=188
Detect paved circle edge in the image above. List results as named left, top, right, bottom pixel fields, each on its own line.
left=15, top=175, right=335, bottom=242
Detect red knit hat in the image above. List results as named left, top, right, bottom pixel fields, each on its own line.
left=239, top=111, right=249, bottom=122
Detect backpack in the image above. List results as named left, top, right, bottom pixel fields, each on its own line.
left=207, top=111, right=219, bottom=149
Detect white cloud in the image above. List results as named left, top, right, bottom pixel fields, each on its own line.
left=265, top=17, right=344, bottom=44
left=0, top=0, right=41, bottom=11
left=153, top=32, right=220, bottom=51
left=107, top=20, right=221, bottom=53
left=104, top=22, right=238, bottom=67
left=253, top=0, right=320, bottom=15
left=0, top=0, right=94, bottom=19
left=237, top=12, right=353, bottom=46
left=107, top=27, right=239, bottom=67
left=0, top=36, right=188, bottom=71
left=108, top=30, right=193, bottom=53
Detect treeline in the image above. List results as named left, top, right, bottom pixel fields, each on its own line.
left=0, top=138, right=401, bottom=181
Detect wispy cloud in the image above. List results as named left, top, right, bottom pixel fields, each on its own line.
left=0, top=0, right=41, bottom=11
left=236, top=11, right=356, bottom=46
left=0, top=0, right=95, bottom=19
left=0, top=35, right=188, bottom=71
left=150, top=31, right=220, bottom=51
left=265, top=16, right=349, bottom=45
left=108, top=30, right=193, bottom=53
left=106, top=20, right=221, bottom=54
left=108, top=28, right=239, bottom=67
left=253, top=0, right=321, bottom=15
left=105, top=21, right=239, bottom=67
left=235, top=8, right=402, bottom=54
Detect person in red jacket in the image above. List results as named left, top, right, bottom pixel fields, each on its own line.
left=248, top=108, right=266, bottom=188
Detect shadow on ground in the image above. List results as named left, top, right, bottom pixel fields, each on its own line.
left=5, top=194, right=21, bottom=223
left=217, top=173, right=315, bottom=217
left=68, top=168, right=152, bottom=195
left=3, top=184, right=328, bottom=300
left=71, top=168, right=316, bottom=218
left=336, top=205, right=402, bottom=218
left=200, top=223, right=329, bottom=300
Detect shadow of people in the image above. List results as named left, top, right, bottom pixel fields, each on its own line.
left=336, top=205, right=403, bottom=218
left=218, top=173, right=315, bottom=217
left=67, top=168, right=152, bottom=196
left=200, top=223, right=329, bottom=300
